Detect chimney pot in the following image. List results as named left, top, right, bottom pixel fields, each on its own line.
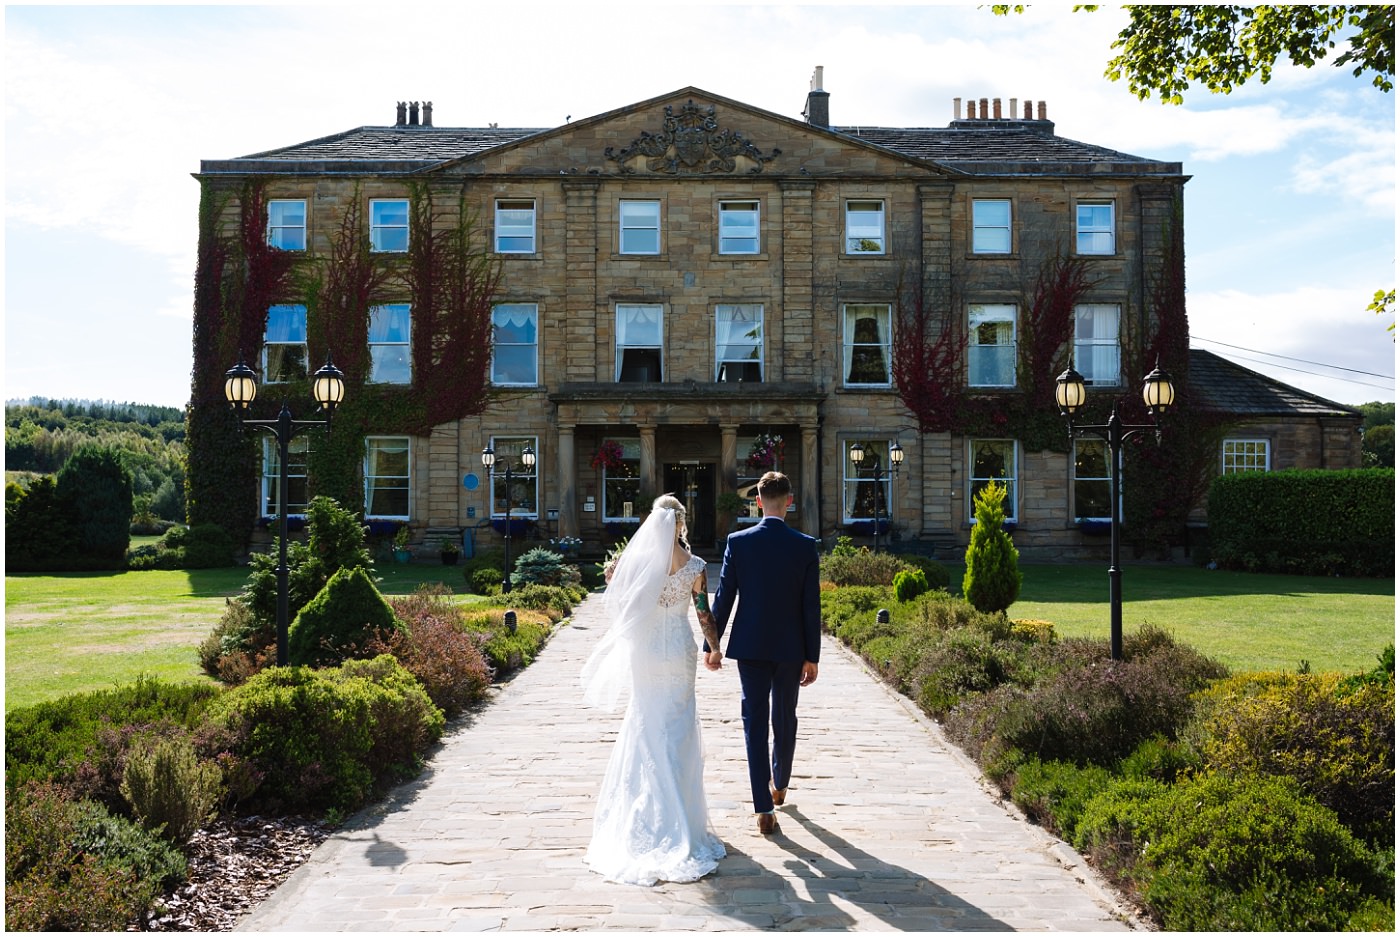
left=993, top=98, right=1002, bottom=119
left=967, top=100, right=975, bottom=119
left=1024, top=100, right=1033, bottom=119
left=979, top=98, right=988, bottom=119
left=409, top=101, right=420, bottom=126
left=810, top=65, right=824, bottom=91
left=1009, top=98, right=1017, bottom=119
left=423, top=101, right=433, bottom=127
left=1037, top=100, right=1047, bottom=120
left=953, top=97, right=961, bottom=119
left=396, top=101, right=406, bottom=125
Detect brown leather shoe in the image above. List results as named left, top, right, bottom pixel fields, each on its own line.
left=770, top=783, right=787, bottom=807
left=756, top=812, right=778, bottom=835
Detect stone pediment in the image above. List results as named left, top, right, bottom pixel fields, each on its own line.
left=429, top=87, right=947, bottom=179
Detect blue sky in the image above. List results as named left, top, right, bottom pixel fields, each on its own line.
left=5, top=2, right=1395, bottom=408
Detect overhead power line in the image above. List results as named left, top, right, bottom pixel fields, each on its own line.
left=1193, top=336, right=1394, bottom=380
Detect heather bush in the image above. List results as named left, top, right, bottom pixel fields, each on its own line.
left=461, top=607, right=555, bottom=674
left=1192, top=669, right=1395, bottom=845
left=912, top=627, right=1024, bottom=718
left=821, top=585, right=891, bottom=643
left=1009, top=757, right=1115, bottom=838
left=205, top=656, right=443, bottom=813
left=1116, top=734, right=1202, bottom=784
left=6, top=781, right=186, bottom=931
left=820, top=548, right=911, bottom=586
left=944, top=630, right=1226, bottom=768
left=488, top=583, right=582, bottom=619
left=4, top=676, right=219, bottom=805
left=378, top=587, right=494, bottom=717
left=892, top=567, right=929, bottom=602
left=287, top=566, right=401, bottom=667
left=120, top=735, right=222, bottom=843
left=1076, top=772, right=1385, bottom=931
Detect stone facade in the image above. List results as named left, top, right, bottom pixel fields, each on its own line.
left=196, top=83, right=1359, bottom=559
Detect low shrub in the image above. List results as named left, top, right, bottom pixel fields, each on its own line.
left=488, top=583, right=582, bottom=620
left=461, top=547, right=506, bottom=594
left=892, top=568, right=929, bottom=602
left=912, top=627, right=1023, bottom=718
left=512, top=547, right=582, bottom=589
left=1192, top=669, right=1395, bottom=845
left=287, top=566, right=401, bottom=667
left=4, top=676, right=220, bottom=806
left=1076, top=772, right=1385, bottom=931
left=5, top=781, right=186, bottom=932
left=461, top=608, right=555, bottom=675
left=204, top=656, right=443, bottom=813
left=820, top=548, right=910, bottom=586
left=891, top=553, right=951, bottom=591
left=120, top=735, right=222, bottom=843
left=197, top=598, right=275, bottom=685
left=126, top=523, right=235, bottom=571
left=378, top=587, right=494, bottom=717
left=470, top=567, right=503, bottom=595
left=1009, top=757, right=1115, bottom=838
left=1117, top=734, right=1202, bottom=784
left=820, top=585, right=892, bottom=642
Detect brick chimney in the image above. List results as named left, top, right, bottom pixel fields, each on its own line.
left=950, top=97, right=1053, bottom=132
left=804, top=66, right=829, bottom=128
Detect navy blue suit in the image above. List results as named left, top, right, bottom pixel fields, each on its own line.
left=711, top=515, right=821, bottom=813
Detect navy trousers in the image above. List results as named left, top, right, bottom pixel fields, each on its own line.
left=736, top=659, right=803, bottom=813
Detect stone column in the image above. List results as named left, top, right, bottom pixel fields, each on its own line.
left=801, top=423, right=820, bottom=537
left=639, top=423, right=657, bottom=508
left=557, top=424, right=577, bottom=537
left=719, top=423, right=739, bottom=491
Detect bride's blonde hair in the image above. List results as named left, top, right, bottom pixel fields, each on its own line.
left=652, top=494, right=688, bottom=548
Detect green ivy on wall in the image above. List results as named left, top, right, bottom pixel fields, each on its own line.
left=187, top=179, right=502, bottom=544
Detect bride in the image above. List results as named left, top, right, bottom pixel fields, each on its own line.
left=581, top=495, right=727, bottom=885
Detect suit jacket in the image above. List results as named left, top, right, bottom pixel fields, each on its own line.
left=711, top=516, right=821, bottom=663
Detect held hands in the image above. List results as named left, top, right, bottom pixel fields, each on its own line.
left=703, top=649, right=723, bottom=671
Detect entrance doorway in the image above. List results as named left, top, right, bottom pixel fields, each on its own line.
left=664, top=462, right=716, bottom=551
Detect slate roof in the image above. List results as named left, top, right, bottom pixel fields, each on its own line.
left=200, top=104, right=1181, bottom=177
left=1188, top=349, right=1359, bottom=418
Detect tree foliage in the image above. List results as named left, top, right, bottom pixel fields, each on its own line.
left=994, top=6, right=1395, bottom=101
left=962, top=481, right=1022, bottom=615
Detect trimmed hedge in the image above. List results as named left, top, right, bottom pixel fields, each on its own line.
left=1208, top=468, right=1394, bottom=576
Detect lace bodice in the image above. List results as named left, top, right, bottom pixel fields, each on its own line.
left=657, top=554, right=706, bottom=608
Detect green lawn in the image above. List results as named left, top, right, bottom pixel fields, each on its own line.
left=999, top=563, right=1395, bottom=674
left=4, top=562, right=479, bottom=712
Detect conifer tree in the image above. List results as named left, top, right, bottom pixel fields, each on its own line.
left=962, top=481, right=1022, bottom=615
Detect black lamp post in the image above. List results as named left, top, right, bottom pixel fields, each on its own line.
left=482, top=443, right=535, bottom=593
left=1055, top=363, right=1175, bottom=661
left=224, top=354, right=346, bottom=666
left=848, top=440, right=904, bottom=552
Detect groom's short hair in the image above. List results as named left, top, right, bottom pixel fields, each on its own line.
left=756, top=472, right=791, bottom=501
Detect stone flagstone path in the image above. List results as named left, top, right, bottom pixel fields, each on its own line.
left=239, top=573, right=1138, bottom=932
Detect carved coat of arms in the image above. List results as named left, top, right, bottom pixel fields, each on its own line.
left=606, top=100, right=780, bottom=174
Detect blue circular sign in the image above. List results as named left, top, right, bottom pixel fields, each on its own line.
left=463, top=473, right=480, bottom=490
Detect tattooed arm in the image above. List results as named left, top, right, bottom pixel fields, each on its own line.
left=693, top=569, right=723, bottom=670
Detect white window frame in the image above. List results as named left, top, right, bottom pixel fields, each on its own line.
left=266, top=199, right=307, bottom=251
left=1222, top=439, right=1271, bottom=473
left=494, top=198, right=536, bottom=253
left=491, top=303, right=539, bottom=386
left=619, top=199, right=661, bottom=255
left=842, top=437, right=896, bottom=524
left=364, top=436, right=411, bottom=520
left=845, top=199, right=886, bottom=254
left=842, top=303, right=892, bottom=387
left=1073, top=303, right=1122, bottom=387
left=1073, top=438, right=1112, bottom=522
left=968, top=304, right=1017, bottom=388
left=972, top=199, right=1011, bottom=254
left=262, top=435, right=310, bottom=518
left=601, top=437, right=643, bottom=523
left=488, top=436, right=539, bottom=519
left=615, top=304, right=664, bottom=382
left=1076, top=200, right=1116, bottom=255
left=263, top=304, right=307, bottom=384
left=969, top=439, right=1018, bottom=524
left=368, top=303, right=412, bottom=385
left=715, top=304, right=763, bottom=382
left=718, top=200, right=760, bottom=254
left=370, top=198, right=409, bottom=253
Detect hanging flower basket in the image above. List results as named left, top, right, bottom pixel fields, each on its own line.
left=746, top=432, right=785, bottom=471
left=591, top=440, right=626, bottom=472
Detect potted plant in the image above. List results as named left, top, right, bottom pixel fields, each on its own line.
left=716, top=490, right=747, bottom=536
left=549, top=535, right=582, bottom=558
left=438, top=535, right=462, bottom=566
left=392, top=524, right=412, bottom=563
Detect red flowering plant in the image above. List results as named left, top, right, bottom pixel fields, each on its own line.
left=591, top=440, right=626, bottom=472
left=746, top=433, right=785, bottom=471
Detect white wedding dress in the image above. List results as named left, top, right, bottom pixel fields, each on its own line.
left=584, top=552, right=726, bottom=885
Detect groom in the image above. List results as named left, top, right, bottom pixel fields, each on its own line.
left=707, top=471, right=820, bottom=835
